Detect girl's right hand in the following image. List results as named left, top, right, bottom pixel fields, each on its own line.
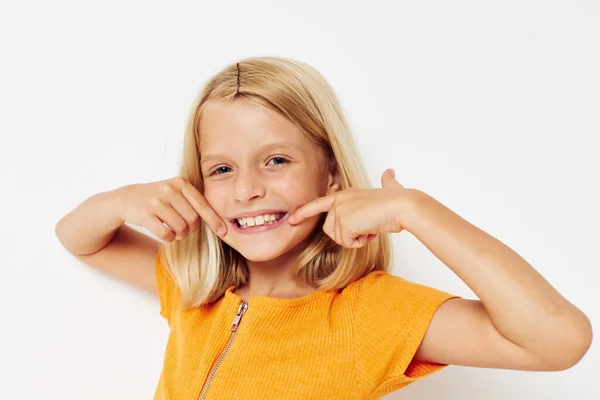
left=114, top=177, right=226, bottom=242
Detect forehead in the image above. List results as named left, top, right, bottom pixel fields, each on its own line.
left=198, top=99, right=307, bottom=150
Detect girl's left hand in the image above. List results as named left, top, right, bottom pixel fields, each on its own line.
left=288, top=169, right=413, bottom=248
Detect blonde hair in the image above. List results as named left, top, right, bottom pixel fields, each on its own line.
left=160, top=56, right=393, bottom=307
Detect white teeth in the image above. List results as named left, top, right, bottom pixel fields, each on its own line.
left=237, top=213, right=282, bottom=228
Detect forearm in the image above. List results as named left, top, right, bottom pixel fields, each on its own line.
left=55, top=189, right=125, bottom=256
left=401, top=189, right=592, bottom=357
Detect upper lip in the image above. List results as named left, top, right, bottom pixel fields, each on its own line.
left=230, top=209, right=288, bottom=221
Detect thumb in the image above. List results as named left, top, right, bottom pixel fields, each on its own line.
left=381, top=168, right=403, bottom=189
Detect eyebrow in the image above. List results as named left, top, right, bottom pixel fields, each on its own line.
left=201, top=142, right=301, bottom=166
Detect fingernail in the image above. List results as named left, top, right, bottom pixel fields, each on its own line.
left=217, top=226, right=226, bottom=236
left=389, top=169, right=396, bottom=178
left=288, top=214, right=295, bottom=223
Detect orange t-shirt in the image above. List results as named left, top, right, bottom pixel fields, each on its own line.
left=154, top=251, right=458, bottom=400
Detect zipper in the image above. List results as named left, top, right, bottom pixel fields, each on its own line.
left=198, top=300, right=248, bottom=400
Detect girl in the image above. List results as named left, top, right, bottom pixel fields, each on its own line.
left=55, top=56, right=592, bottom=400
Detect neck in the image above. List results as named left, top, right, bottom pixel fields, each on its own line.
left=239, top=246, right=316, bottom=298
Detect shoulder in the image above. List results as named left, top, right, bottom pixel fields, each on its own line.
left=155, top=245, right=182, bottom=323
left=352, top=270, right=453, bottom=301
left=346, top=270, right=458, bottom=327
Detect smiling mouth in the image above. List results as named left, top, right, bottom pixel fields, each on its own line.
left=234, top=212, right=287, bottom=229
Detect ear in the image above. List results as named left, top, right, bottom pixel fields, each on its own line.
left=326, top=158, right=342, bottom=195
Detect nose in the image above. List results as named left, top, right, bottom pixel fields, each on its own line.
left=232, top=168, right=266, bottom=203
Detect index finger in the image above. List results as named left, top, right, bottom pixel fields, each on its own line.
left=181, top=182, right=227, bottom=236
left=288, top=194, right=336, bottom=225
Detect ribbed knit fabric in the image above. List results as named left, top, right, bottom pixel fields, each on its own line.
left=154, top=251, right=458, bottom=400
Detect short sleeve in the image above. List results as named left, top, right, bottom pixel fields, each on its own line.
left=155, top=245, right=181, bottom=325
left=352, top=271, right=460, bottom=397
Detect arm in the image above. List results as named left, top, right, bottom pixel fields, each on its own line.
left=55, top=189, right=160, bottom=295
left=56, top=190, right=125, bottom=256
left=401, top=189, right=592, bottom=371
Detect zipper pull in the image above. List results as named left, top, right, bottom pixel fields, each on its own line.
left=229, top=301, right=248, bottom=331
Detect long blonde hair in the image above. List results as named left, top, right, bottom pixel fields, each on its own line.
left=160, top=56, right=393, bottom=307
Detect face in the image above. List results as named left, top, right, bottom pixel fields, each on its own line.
left=199, top=99, right=339, bottom=262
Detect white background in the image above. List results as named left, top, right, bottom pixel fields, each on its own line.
left=1, top=0, right=598, bottom=399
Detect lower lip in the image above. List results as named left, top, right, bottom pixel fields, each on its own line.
left=230, top=213, right=289, bottom=235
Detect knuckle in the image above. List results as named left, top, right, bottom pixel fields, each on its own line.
left=159, top=229, right=174, bottom=241
left=196, top=197, right=209, bottom=210
left=141, top=208, right=156, bottom=220
left=188, top=214, right=201, bottom=228
left=148, top=197, right=163, bottom=210
left=161, top=182, right=177, bottom=196
left=169, top=176, right=186, bottom=186
left=165, top=177, right=187, bottom=193
left=173, top=221, right=188, bottom=233
left=178, top=177, right=197, bottom=194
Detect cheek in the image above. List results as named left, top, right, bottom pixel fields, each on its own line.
left=274, top=173, right=322, bottom=204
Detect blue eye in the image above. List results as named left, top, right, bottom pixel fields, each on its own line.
left=211, top=166, right=231, bottom=175
left=268, top=157, right=288, bottom=165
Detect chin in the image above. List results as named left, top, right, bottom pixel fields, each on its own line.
left=237, top=249, right=287, bottom=262
left=223, top=226, right=316, bottom=263
left=230, top=239, right=300, bottom=262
